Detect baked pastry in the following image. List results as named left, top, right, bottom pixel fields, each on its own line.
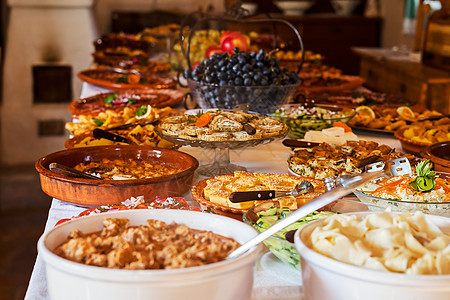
left=157, top=110, right=288, bottom=142
left=202, top=171, right=325, bottom=209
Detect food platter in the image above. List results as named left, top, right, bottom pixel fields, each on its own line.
left=297, top=75, right=365, bottom=94
left=54, top=196, right=200, bottom=226
left=191, top=175, right=324, bottom=221
left=349, top=126, right=395, bottom=135
left=157, top=127, right=288, bottom=176
left=69, top=89, right=184, bottom=115
left=155, top=109, right=290, bottom=176
left=64, top=125, right=177, bottom=149
left=77, top=69, right=177, bottom=90
left=35, top=145, right=198, bottom=207
left=287, top=140, right=418, bottom=179
left=394, top=126, right=432, bottom=155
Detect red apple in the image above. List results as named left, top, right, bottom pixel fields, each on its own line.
left=220, top=33, right=249, bottom=53
left=205, top=45, right=223, bottom=57
left=220, top=31, right=233, bottom=45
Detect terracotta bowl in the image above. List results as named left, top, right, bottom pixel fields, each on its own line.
left=69, top=89, right=184, bottom=116
left=191, top=176, right=325, bottom=221
left=35, top=145, right=198, bottom=207
left=394, top=126, right=431, bottom=156
left=421, top=141, right=450, bottom=173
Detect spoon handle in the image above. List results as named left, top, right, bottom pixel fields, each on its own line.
left=49, top=163, right=101, bottom=180
left=227, top=170, right=383, bottom=260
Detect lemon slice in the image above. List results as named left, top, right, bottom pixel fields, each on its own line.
left=136, top=105, right=152, bottom=119
left=102, top=112, right=112, bottom=127
left=397, top=106, right=415, bottom=120
left=355, top=106, right=375, bottom=119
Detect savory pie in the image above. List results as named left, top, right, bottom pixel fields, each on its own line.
left=202, top=171, right=325, bottom=209
left=288, top=140, right=417, bottom=179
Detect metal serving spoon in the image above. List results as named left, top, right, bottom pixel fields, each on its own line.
left=227, top=170, right=383, bottom=260
left=49, top=163, right=101, bottom=180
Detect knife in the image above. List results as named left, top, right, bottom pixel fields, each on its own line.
left=229, top=181, right=314, bottom=203
left=93, top=128, right=135, bottom=144
left=282, top=139, right=321, bottom=148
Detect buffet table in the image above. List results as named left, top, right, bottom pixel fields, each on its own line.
left=25, top=84, right=403, bottom=300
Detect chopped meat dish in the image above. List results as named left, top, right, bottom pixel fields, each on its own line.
left=74, top=158, right=180, bottom=180
left=54, top=218, right=240, bottom=269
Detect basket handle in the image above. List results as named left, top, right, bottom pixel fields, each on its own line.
left=178, top=12, right=305, bottom=74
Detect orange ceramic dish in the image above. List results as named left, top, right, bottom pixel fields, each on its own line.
left=35, top=145, right=198, bottom=207
left=421, top=142, right=450, bottom=173
left=55, top=196, right=200, bottom=226
left=395, top=126, right=433, bottom=155
left=77, top=69, right=177, bottom=90
left=297, top=75, right=365, bottom=94
left=191, top=175, right=324, bottom=221
left=69, top=89, right=184, bottom=116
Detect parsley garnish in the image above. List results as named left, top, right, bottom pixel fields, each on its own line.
left=116, top=75, right=128, bottom=83
left=104, top=93, right=117, bottom=104
left=135, top=105, right=148, bottom=117
left=94, top=118, right=104, bottom=126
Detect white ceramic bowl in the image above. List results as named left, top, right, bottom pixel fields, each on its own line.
left=38, top=209, right=260, bottom=300
left=274, top=1, right=314, bottom=16
left=294, top=211, right=450, bottom=300
left=331, top=0, right=359, bottom=16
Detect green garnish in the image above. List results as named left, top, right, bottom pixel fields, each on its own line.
left=187, top=111, right=205, bottom=124
left=104, top=93, right=117, bottom=104
left=127, top=97, right=136, bottom=104
left=409, top=160, right=436, bottom=192
left=116, top=75, right=128, bottom=83
left=134, top=105, right=147, bottom=117
left=93, top=118, right=104, bottom=126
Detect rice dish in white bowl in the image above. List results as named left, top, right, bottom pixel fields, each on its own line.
left=38, top=209, right=260, bottom=300
left=294, top=211, right=450, bottom=300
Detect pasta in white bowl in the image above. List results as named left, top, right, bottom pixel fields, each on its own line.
left=294, top=211, right=450, bottom=300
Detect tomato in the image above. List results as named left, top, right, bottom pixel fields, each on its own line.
left=55, top=218, right=71, bottom=226
left=220, top=32, right=249, bottom=53
left=205, top=45, right=223, bottom=57
left=54, top=197, right=192, bottom=227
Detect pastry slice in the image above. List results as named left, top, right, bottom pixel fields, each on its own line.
left=210, top=116, right=243, bottom=132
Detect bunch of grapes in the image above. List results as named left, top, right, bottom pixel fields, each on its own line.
left=184, top=48, right=300, bottom=114
left=185, top=48, right=300, bottom=86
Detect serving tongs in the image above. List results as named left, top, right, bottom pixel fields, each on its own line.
left=227, top=170, right=384, bottom=259
left=93, top=128, right=135, bottom=144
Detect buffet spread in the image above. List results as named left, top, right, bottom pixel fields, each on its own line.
left=26, top=13, right=450, bottom=300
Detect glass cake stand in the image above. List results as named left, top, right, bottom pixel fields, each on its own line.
left=156, top=127, right=288, bottom=177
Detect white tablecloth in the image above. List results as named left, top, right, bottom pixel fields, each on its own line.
left=24, top=83, right=403, bottom=299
